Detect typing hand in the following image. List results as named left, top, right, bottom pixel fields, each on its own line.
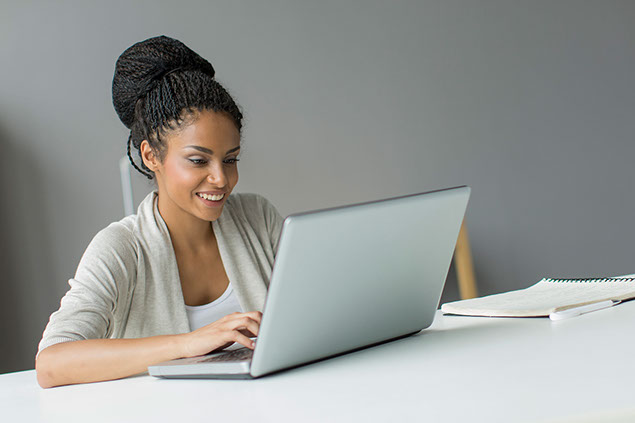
left=179, top=311, right=261, bottom=357
left=213, top=329, right=258, bottom=352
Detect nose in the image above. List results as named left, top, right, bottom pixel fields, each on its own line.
left=206, top=162, right=227, bottom=187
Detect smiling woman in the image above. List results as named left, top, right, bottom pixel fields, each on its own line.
left=34, top=35, right=284, bottom=388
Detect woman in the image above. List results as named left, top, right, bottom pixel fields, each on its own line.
left=35, top=35, right=284, bottom=388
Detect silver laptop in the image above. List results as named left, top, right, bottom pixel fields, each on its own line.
left=149, top=185, right=471, bottom=379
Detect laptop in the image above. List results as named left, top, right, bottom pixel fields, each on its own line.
left=148, top=185, right=471, bottom=379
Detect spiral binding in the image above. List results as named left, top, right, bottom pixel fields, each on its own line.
left=543, top=277, right=635, bottom=283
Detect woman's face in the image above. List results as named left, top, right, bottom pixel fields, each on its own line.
left=141, top=109, right=241, bottom=223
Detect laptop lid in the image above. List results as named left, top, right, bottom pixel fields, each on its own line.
left=250, top=185, right=470, bottom=377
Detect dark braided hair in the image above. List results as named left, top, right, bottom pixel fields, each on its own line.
left=112, top=35, right=244, bottom=179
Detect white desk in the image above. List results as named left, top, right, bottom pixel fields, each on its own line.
left=3, top=301, right=635, bottom=423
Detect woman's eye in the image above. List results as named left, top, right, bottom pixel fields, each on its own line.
left=188, top=158, right=239, bottom=165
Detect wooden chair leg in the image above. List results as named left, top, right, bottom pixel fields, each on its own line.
left=454, top=220, right=478, bottom=299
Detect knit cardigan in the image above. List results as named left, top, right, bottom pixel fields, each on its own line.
left=38, top=190, right=284, bottom=355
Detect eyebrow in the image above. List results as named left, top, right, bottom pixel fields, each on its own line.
left=184, top=145, right=241, bottom=155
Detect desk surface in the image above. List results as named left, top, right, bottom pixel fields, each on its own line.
left=3, top=302, right=635, bottom=423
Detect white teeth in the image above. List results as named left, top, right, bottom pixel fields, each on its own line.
left=197, top=193, right=225, bottom=201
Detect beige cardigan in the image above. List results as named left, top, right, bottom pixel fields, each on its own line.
left=38, top=190, right=284, bottom=355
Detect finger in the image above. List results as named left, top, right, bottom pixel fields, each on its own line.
left=226, top=317, right=260, bottom=337
left=239, top=328, right=257, bottom=338
left=243, top=311, right=263, bottom=323
left=220, top=311, right=242, bottom=322
left=220, top=311, right=261, bottom=324
left=231, top=331, right=256, bottom=350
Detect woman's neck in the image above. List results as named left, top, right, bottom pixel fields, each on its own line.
left=156, top=191, right=216, bottom=255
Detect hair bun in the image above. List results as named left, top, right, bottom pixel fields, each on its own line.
left=112, top=35, right=215, bottom=129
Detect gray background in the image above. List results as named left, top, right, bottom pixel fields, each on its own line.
left=1, top=0, right=633, bottom=374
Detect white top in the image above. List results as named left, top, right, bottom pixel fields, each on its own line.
left=184, top=282, right=243, bottom=331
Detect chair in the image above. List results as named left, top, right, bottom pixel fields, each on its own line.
left=453, top=221, right=478, bottom=299
left=119, top=156, right=135, bottom=217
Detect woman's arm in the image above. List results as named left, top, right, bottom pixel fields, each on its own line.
left=36, top=335, right=183, bottom=388
left=36, top=311, right=261, bottom=388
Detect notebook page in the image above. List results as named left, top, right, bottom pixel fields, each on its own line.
left=441, top=278, right=635, bottom=317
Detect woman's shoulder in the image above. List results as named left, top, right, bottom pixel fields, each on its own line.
left=94, top=215, right=137, bottom=244
left=86, top=190, right=159, bottom=255
left=81, top=215, right=139, bottom=264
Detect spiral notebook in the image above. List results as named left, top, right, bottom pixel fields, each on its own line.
left=441, top=276, right=635, bottom=317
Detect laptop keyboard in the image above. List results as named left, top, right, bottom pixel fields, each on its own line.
left=199, top=347, right=254, bottom=363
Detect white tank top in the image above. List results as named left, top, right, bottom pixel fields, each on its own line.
left=184, top=282, right=243, bottom=331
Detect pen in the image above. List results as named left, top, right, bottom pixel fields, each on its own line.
left=549, top=300, right=620, bottom=321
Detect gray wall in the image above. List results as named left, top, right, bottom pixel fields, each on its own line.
left=1, top=0, right=634, bottom=374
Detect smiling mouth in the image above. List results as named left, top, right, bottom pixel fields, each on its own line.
left=196, top=192, right=225, bottom=201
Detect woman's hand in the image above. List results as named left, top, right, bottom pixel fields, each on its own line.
left=178, top=311, right=262, bottom=358
left=36, top=311, right=263, bottom=388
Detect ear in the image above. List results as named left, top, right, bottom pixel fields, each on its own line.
left=139, top=140, right=160, bottom=173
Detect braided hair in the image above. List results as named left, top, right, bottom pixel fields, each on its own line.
left=112, top=35, right=244, bottom=179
